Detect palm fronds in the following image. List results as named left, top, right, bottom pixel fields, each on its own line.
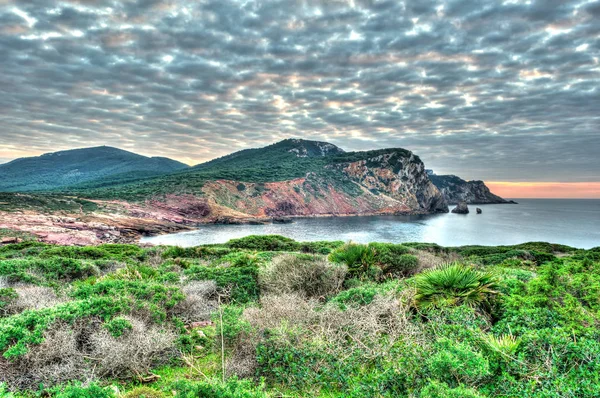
left=414, top=263, right=499, bottom=312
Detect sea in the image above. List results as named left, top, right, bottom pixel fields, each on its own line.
left=141, top=199, right=600, bottom=249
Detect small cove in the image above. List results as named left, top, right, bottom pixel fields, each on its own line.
left=141, top=199, right=600, bottom=249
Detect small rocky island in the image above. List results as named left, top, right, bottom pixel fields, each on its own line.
left=451, top=201, right=470, bottom=214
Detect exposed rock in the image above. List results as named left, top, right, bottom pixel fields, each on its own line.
left=476, top=208, right=482, bottom=214
left=429, top=174, right=511, bottom=205
left=272, top=217, right=293, bottom=224
left=1, top=237, right=20, bottom=244
left=451, top=201, right=470, bottom=214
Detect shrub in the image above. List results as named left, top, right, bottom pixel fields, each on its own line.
left=173, top=280, right=217, bottom=323
left=69, top=280, right=185, bottom=321
left=0, top=321, right=91, bottom=390
left=329, top=243, right=376, bottom=278
left=259, top=254, right=346, bottom=298
left=4, top=285, right=62, bottom=314
left=329, top=284, right=379, bottom=309
left=0, top=383, right=14, bottom=397
left=185, top=265, right=259, bottom=304
left=426, top=338, right=491, bottom=386
left=382, top=253, right=419, bottom=277
left=0, top=296, right=132, bottom=359
left=0, top=288, right=17, bottom=316
left=89, top=316, right=177, bottom=378
left=225, top=235, right=342, bottom=254
left=226, top=235, right=297, bottom=251
left=104, top=316, right=133, bottom=338
left=0, top=257, right=101, bottom=285
left=414, top=263, right=499, bottom=313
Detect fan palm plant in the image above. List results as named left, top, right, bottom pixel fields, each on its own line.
left=414, top=263, right=499, bottom=313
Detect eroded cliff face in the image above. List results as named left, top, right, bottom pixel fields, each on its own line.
left=336, top=151, right=448, bottom=213
left=430, top=174, right=509, bottom=204
left=201, top=150, right=448, bottom=217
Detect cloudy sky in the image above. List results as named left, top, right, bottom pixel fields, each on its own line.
left=0, top=0, right=599, bottom=196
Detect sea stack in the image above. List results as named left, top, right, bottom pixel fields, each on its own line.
left=452, top=201, right=470, bottom=214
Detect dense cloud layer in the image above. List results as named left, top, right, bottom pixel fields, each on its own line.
left=0, top=0, right=598, bottom=181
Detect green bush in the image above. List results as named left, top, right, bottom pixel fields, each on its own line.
left=414, top=263, right=499, bottom=313
left=225, top=235, right=342, bottom=254
left=185, top=265, right=259, bottom=303
left=329, top=243, right=377, bottom=278
left=0, top=257, right=101, bottom=285
left=368, top=243, right=418, bottom=276
left=426, top=338, right=491, bottom=386
left=330, top=285, right=379, bottom=309
left=226, top=235, right=297, bottom=251
left=104, top=316, right=133, bottom=337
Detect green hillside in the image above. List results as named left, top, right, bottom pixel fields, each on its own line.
left=63, top=139, right=416, bottom=201
left=0, top=146, right=189, bottom=192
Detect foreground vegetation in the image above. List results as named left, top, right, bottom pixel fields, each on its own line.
left=0, top=235, right=598, bottom=397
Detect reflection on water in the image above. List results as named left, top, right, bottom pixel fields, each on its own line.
left=141, top=199, right=600, bottom=249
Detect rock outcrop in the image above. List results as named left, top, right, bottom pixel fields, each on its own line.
left=201, top=149, right=449, bottom=218
left=476, top=208, right=482, bottom=214
left=429, top=174, right=512, bottom=205
left=451, top=201, right=470, bottom=214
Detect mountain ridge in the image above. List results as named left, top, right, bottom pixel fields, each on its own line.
left=0, top=146, right=189, bottom=192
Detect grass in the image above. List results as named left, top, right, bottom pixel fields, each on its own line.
left=0, top=235, right=599, bottom=397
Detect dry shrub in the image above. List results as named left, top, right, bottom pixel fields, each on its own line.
left=89, top=316, right=177, bottom=378
left=173, top=280, right=217, bottom=323
left=0, top=316, right=177, bottom=391
left=5, top=285, right=63, bottom=314
left=411, top=249, right=462, bottom=273
left=259, top=254, right=347, bottom=299
left=0, top=321, right=92, bottom=391
left=227, top=290, right=423, bottom=377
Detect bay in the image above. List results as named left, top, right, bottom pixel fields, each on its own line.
left=141, top=199, right=600, bottom=249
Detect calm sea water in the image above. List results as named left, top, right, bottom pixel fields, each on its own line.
left=141, top=199, right=600, bottom=249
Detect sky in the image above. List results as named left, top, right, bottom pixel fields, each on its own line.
left=0, top=0, right=599, bottom=197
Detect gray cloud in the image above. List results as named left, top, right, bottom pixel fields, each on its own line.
left=0, top=0, right=599, bottom=181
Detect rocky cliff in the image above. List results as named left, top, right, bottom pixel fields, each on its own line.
left=429, top=174, right=511, bottom=204
left=200, top=148, right=448, bottom=218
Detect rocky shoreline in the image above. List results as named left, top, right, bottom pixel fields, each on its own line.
left=0, top=197, right=446, bottom=246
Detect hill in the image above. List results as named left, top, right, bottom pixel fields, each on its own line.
left=66, top=139, right=449, bottom=217
left=0, top=146, right=189, bottom=192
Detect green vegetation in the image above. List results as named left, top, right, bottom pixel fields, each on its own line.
left=0, top=235, right=598, bottom=397
left=0, top=193, right=98, bottom=213
left=0, top=146, right=188, bottom=192
left=58, top=140, right=416, bottom=201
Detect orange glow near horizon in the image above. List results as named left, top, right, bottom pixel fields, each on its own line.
left=486, top=182, right=600, bottom=199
